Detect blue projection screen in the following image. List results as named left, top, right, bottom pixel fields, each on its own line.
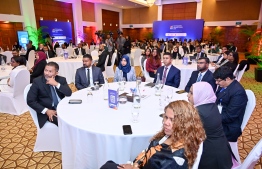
left=153, top=19, right=204, bottom=40
left=40, top=20, right=72, bottom=45
left=17, top=31, right=29, bottom=50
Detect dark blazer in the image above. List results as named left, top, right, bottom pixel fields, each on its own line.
left=75, top=66, right=105, bottom=90
left=216, top=80, right=248, bottom=142
left=25, top=47, right=35, bottom=60
left=30, top=60, right=47, bottom=83
left=123, top=40, right=131, bottom=54
left=185, top=70, right=217, bottom=92
left=45, top=50, right=54, bottom=59
left=74, top=48, right=86, bottom=55
left=172, top=52, right=181, bottom=59
left=27, top=75, right=72, bottom=128
left=0, top=54, right=7, bottom=63
left=153, top=65, right=181, bottom=88
left=197, top=103, right=232, bottom=169
left=96, top=50, right=108, bottom=72
left=193, top=52, right=207, bottom=58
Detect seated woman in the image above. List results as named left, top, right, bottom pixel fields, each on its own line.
left=172, top=46, right=182, bottom=59
left=0, top=56, right=27, bottom=92
left=141, top=49, right=151, bottom=70
left=224, top=52, right=239, bottom=72
left=114, top=55, right=136, bottom=82
left=213, top=51, right=230, bottom=70
left=145, top=49, right=161, bottom=78
left=30, top=51, right=47, bottom=83
left=187, top=82, right=233, bottom=169
left=100, top=100, right=206, bottom=169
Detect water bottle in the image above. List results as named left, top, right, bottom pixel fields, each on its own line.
left=64, top=50, right=68, bottom=59
left=133, top=83, right=141, bottom=108
left=155, top=73, right=161, bottom=96
left=184, top=53, right=188, bottom=65
left=103, top=78, right=109, bottom=100
left=1, top=56, right=6, bottom=71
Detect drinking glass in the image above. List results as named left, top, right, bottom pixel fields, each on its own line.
left=94, top=81, right=99, bottom=90
left=122, top=77, right=126, bottom=85
left=131, top=105, right=139, bottom=123
left=166, top=88, right=173, bottom=103
left=136, top=77, right=142, bottom=87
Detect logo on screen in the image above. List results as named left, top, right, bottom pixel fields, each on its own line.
left=170, top=25, right=183, bottom=30
left=52, top=28, right=63, bottom=33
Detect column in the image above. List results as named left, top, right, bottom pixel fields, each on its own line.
left=19, top=0, right=36, bottom=29
left=157, top=5, right=162, bottom=21
left=72, top=0, right=83, bottom=44
left=196, top=0, right=203, bottom=19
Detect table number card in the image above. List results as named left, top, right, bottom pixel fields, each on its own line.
left=108, top=89, right=119, bottom=110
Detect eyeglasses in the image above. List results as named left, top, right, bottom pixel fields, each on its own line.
left=214, top=79, right=225, bottom=83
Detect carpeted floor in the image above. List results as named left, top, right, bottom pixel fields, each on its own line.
left=0, top=61, right=262, bottom=168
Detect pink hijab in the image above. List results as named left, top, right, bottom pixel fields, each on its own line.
left=32, top=51, right=46, bottom=70
left=192, top=82, right=217, bottom=107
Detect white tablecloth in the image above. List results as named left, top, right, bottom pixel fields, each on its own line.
left=48, top=57, right=82, bottom=83
left=172, top=60, right=215, bottom=90
left=57, top=82, right=188, bottom=169
left=0, top=66, right=12, bottom=80
left=207, top=54, right=220, bottom=62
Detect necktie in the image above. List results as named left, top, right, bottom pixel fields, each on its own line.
left=87, top=68, right=90, bottom=87
left=162, top=67, right=168, bottom=84
left=50, top=85, right=59, bottom=109
left=197, top=53, right=200, bottom=60
left=46, top=52, right=49, bottom=59
left=196, top=73, right=202, bottom=82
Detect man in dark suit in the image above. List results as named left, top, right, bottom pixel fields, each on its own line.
left=213, top=46, right=228, bottom=63
left=43, top=45, right=54, bottom=59
left=153, top=52, right=180, bottom=88
left=25, top=42, right=35, bottom=60
left=193, top=45, right=207, bottom=60
left=0, top=54, right=7, bottom=64
left=185, top=57, right=216, bottom=92
left=75, top=54, right=104, bottom=90
left=27, top=62, right=72, bottom=128
left=214, top=66, right=248, bottom=142
left=74, top=43, right=86, bottom=56
left=95, top=44, right=108, bottom=72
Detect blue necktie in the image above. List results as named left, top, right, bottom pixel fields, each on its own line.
left=50, top=85, right=59, bottom=109
left=196, top=73, right=202, bottom=82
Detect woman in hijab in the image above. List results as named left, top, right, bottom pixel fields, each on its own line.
left=187, top=82, right=233, bottom=169
left=114, top=54, right=136, bottom=82
left=172, top=46, right=182, bottom=59
left=30, top=51, right=47, bottom=83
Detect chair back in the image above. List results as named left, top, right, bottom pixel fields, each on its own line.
left=13, top=69, right=30, bottom=98
left=241, top=90, right=256, bottom=131
left=111, top=53, right=117, bottom=66
left=238, top=139, right=262, bottom=169
left=67, top=47, right=74, bottom=56
left=2, top=51, right=12, bottom=63
left=133, top=49, right=142, bottom=66
left=233, top=64, right=240, bottom=76
left=143, top=59, right=150, bottom=78
left=55, top=47, right=62, bottom=56
left=90, top=45, right=96, bottom=53
left=139, top=56, right=144, bottom=76
left=24, top=84, right=40, bottom=129
left=91, top=50, right=99, bottom=60
left=192, top=142, right=203, bottom=169
left=27, top=50, right=35, bottom=69
left=235, top=64, right=247, bottom=82
left=104, top=55, right=109, bottom=67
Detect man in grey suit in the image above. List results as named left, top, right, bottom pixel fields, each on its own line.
left=75, top=54, right=105, bottom=90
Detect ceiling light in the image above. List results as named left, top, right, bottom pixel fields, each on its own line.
left=4, top=21, right=9, bottom=23
left=145, top=0, right=155, bottom=7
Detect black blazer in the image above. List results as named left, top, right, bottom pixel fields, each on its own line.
left=216, top=80, right=248, bottom=142
left=0, top=54, right=7, bottom=63
left=75, top=66, right=105, bottom=90
left=123, top=40, right=131, bottom=55
left=25, top=47, right=35, bottom=60
left=45, top=50, right=54, bottom=59
left=27, top=75, right=72, bottom=128
left=153, top=65, right=181, bottom=88
left=193, top=52, right=207, bottom=58
left=172, top=52, right=181, bottom=59
left=74, top=48, right=86, bottom=55
left=197, top=103, right=232, bottom=169
left=30, top=60, right=47, bottom=83
left=96, top=50, right=108, bottom=72
left=185, top=70, right=216, bottom=92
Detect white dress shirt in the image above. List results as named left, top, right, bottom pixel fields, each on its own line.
left=86, top=67, right=94, bottom=87
left=197, top=69, right=208, bottom=82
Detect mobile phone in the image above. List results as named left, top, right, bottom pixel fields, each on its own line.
left=68, top=99, right=82, bottom=104
left=176, top=90, right=186, bottom=94
left=122, top=125, right=132, bottom=135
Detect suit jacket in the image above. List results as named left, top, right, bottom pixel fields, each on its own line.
left=0, top=54, right=7, bottom=63
left=25, top=47, right=35, bottom=60
left=215, top=80, right=248, bottom=142
left=193, top=52, right=207, bottom=59
left=185, top=70, right=217, bottom=92
left=96, top=50, right=108, bottom=72
left=27, top=75, right=72, bottom=128
left=153, top=65, right=181, bottom=88
left=30, top=60, right=47, bottom=83
left=45, top=50, right=54, bottom=59
left=74, top=48, right=86, bottom=55
left=75, top=66, right=105, bottom=90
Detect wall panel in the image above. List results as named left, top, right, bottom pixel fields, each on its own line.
left=162, top=2, right=197, bottom=20
left=102, top=9, right=119, bottom=39
left=0, top=0, right=21, bottom=15
left=82, top=1, right=95, bottom=22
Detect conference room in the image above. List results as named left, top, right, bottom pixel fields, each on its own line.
left=0, top=0, right=262, bottom=168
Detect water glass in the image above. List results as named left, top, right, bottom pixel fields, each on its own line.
left=131, top=106, right=139, bottom=123
left=136, top=77, right=142, bottom=86
left=166, top=88, right=173, bottom=103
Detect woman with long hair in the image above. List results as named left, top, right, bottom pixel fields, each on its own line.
left=101, top=100, right=206, bottom=169
left=187, top=82, right=233, bottom=169
left=30, top=51, right=47, bottom=83
left=145, top=49, right=161, bottom=78
left=141, top=48, right=151, bottom=70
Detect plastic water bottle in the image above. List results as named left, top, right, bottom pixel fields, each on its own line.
left=155, top=73, right=161, bottom=96
left=103, top=78, right=109, bottom=100
left=183, top=53, right=188, bottom=65
left=1, top=56, right=6, bottom=71
left=64, top=50, right=68, bottom=59
left=133, top=84, right=141, bottom=108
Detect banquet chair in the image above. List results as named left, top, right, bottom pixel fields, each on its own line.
left=232, top=139, right=262, bottom=169
left=102, top=55, right=109, bottom=78
left=2, top=51, right=12, bottom=63
left=143, top=59, right=154, bottom=82
left=235, top=65, right=247, bottom=82
left=91, top=50, right=99, bottom=61
left=235, top=47, right=238, bottom=52
left=55, top=47, right=62, bottom=56
left=192, top=142, right=203, bottom=169
left=139, top=56, right=144, bottom=76
left=233, top=64, right=240, bottom=76
left=105, top=53, right=116, bottom=78
left=229, top=89, right=256, bottom=164
left=67, top=47, right=74, bottom=56
left=24, top=84, right=61, bottom=152
left=0, top=69, right=29, bottom=115
left=27, top=50, right=35, bottom=70
left=133, top=49, right=142, bottom=66
left=90, top=45, right=96, bottom=53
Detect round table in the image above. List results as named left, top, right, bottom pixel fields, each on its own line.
left=57, top=82, right=188, bottom=169
left=172, top=60, right=215, bottom=90
left=0, top=65, right=12, bottom=80
left=48, top=57, right=82, bottom=83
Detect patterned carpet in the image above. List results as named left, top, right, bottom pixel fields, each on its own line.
left=0, top=61, right=262, bottom=169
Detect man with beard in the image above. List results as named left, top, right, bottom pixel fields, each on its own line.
left=185, top=57, right=216, bottom=92
left=27, top=62, right=72, bottom=128
left=75, top=54, right=104, bottom=90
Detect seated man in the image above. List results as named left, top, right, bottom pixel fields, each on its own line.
left=12, top=49, right=27, bottom=65
left=43, top=45, right=54, bottom=59
left=27, top=62, right=72, bottom=128
left=185, top=57, right=216, bottom=92
left=213, top=66, right=248, bottom=142
left=95, top=44, right=108, bottom=72
left=74, top=43, right=86, bottom=56
left=213, top=46, right=227, bottom=63
left=75, top=54, right=104, bottom=90
left=193, top=45, right=207, bottom=60
left=153, top=52, right=180, bottom=88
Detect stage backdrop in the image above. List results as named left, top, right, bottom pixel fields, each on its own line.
left=153, top=19, right=204, bottom=40
left=40, top=21, right=72, bottom=45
